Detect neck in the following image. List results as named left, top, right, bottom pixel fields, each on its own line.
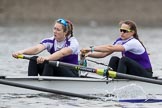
left=57, top=37, right=66, bottom=42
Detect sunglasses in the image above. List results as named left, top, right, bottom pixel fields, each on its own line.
left=57, top=18, right=68, bottom=27
left=120, top=29, right=132, bottom=33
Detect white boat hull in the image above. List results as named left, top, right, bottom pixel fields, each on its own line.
left=0, top=76, right=162, bottom=95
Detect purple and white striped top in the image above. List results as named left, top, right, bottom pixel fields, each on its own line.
left=113, top=37, right=152, bottom=69
left=40, top=36, right=79, bottom=65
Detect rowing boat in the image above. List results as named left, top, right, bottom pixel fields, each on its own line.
left=0, top=75, right=162, bottom=95
left=2, top=55, right=161, bottom=100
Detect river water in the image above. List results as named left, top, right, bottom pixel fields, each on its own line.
left=0, top=24, right=162, bottom=107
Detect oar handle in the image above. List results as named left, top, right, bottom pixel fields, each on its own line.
left=17, top=55, right=31, bottom=60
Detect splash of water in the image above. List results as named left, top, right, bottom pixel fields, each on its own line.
left=112, top=84, right=147, bottom=100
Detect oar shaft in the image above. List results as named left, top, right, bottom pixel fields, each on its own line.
left=18, top=55, right=106, bottom=75
left=0, top=79, right=99, bottom=99
left=18, top=55, right=162, bottom=85
left=117, top=73, right=162, bottom=85
left=49, top=61, right=96, bottom=73
left=48, top=61, right=107, bottom=76
left=109, top=71, right=162, bottom=85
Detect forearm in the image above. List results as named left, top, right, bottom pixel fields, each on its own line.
left=12, top=44, right=45, bottom=58
left=47, top=52, right=64, bottom=61
left=88, top=52, right=112, bottom=58
left=46, top=48, right=72, bottom=61
left=22, top=45, right=44, bottom=55
left=83, top=45, right=113, bottom=53
left=93, top=45, right=113, bottom=52
left=80, top=45, right=113, bottom=59
left=20, top=47, right=40, bottom=55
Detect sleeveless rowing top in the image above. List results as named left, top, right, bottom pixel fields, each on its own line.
left=40, top=36, right=79, bottom=65
left=113, top=37, right=152, bottom=69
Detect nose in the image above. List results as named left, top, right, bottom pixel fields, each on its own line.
left=120, top=32, right=124, bottom=34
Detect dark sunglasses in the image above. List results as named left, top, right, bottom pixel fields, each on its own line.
left=57, top=18, right=68, bottom=27
left=120, top=29, right=131, bottom=33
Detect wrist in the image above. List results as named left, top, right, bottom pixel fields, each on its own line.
left=90, top=46, right=94, bottom=53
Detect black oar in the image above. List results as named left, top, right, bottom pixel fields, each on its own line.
left=86, top=59, right=108, bottom=66
left=18, top=55, right=162, bottom=85
left=0, top=79, right=99, bottom=99
left=49, top=61, right=162, bottom=85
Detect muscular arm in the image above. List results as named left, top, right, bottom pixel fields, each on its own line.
left=81, top=44, right=125, bottom=58
left=88, top=52, right=112, bottom=58
left=42, top=47, right=72, bottom=61
left=93, top=44, right=125, bottom=52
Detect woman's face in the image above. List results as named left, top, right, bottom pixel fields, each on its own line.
left=120, top=23, right=134, bottom=40
left=53, top=22, right=66, bottom=41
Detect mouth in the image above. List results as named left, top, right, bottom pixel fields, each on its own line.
left=120, top=35, right=124, bottom=37
left=120, top=35, right=125, bottom=39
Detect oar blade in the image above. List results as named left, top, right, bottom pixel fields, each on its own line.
left=0, top=79, right=99, bottom=99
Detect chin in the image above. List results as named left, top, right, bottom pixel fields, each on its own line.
left=120, top=36, right=124, bottom=40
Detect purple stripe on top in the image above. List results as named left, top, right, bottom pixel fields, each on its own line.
left=41, top=38, right=78, bottom=65
left=40, top=39, right=54, bottom=44
left=113, top=37, right=152, bottom=69
left=113, top=37, right=122, bottom=45
left=124, top=51, right=152, bottom=69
